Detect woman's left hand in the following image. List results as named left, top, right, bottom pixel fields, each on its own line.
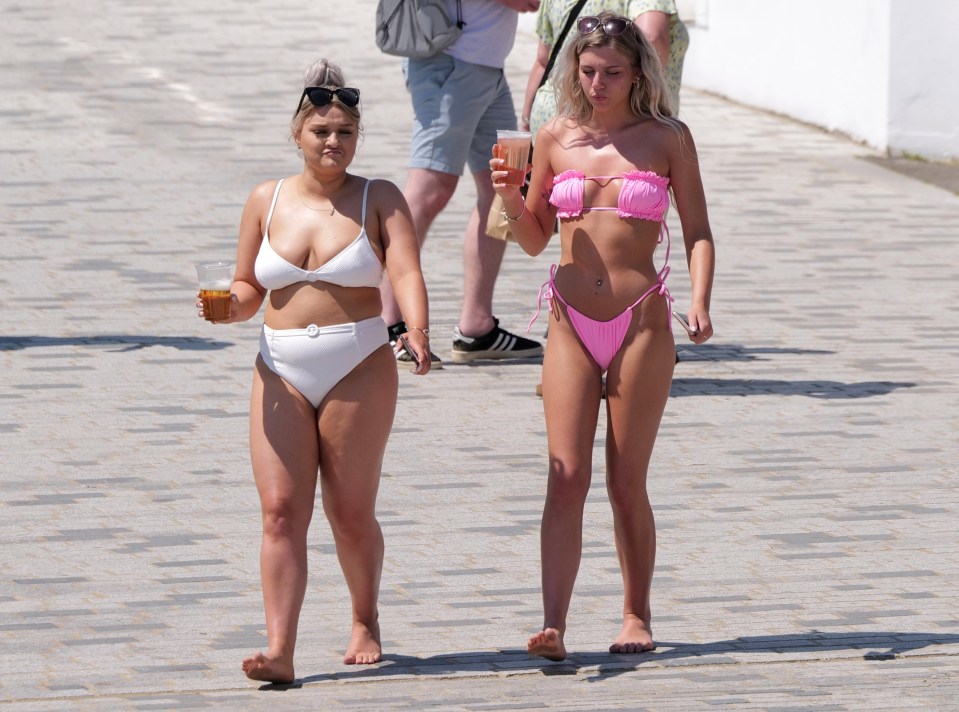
left=685, top=307, right=713, bottom=345
left=395, top=332, right=432, bottom=375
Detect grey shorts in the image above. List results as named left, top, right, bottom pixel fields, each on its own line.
left=404, top=54, right=517, bottom=176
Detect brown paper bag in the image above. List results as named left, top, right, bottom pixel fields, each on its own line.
left=485, top=193, right=515, bottom=242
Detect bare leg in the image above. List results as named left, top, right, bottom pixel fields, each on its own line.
left=459, top=169, right=505, bottom=336
left=528, top=311, right=602, bottom=661
left=604, top=301, right=675, bottom=654
left=381, top=168, right=458, bottom=325
left=242, top=358, right=319, bottom=684
left=317, top=345, right=398, bottom=665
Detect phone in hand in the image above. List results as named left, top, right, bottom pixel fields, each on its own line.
left=673, top=311, right=699, bottom=336
left=397, top=334, right=423, bottom=374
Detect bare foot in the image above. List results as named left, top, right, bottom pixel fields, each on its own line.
left=343, top=621, right=381, bottom=664
left=609, top=617, right=655, bottom=654
left=527, top=627, right=567, bottom=661
left=241, top=651, right=295, bottom=684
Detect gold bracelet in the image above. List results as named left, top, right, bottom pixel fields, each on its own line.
left=407, top=326, right=430, bottom=339
left=501, top=204, right=526, bottom=222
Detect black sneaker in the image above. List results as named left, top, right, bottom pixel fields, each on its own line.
left=451, top=317, right=543, bottom=363
left=388, top=321, right=443, bottom=370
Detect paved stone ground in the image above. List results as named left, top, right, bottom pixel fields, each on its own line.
left=1, top=1, right=957, bottom=710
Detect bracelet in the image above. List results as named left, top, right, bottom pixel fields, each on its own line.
left=501, top=204, right=527, bottom=222
left=407, top=326, right=430, bottom=339
left=521, top=116, right=530, bottom=123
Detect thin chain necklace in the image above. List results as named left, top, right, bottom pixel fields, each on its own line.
left=296, top=178, right=335, bottom=215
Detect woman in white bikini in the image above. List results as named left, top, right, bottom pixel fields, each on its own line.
left=198, top=58, right=431, bottom=684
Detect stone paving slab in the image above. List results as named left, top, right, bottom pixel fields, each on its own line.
left=1, top=1, right=958, bottom=710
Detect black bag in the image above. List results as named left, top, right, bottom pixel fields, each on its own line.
left=375, top=0, right=465, bottom=59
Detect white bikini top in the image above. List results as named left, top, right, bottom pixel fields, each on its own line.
left=254, top=178, right=384, bottom=290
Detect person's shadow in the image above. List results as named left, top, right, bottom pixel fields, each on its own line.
left=451, top=343, right=916, bottom=400
left=0, top=335, right=232, bottom=352
left=669, top=343, right=915, bottom=399
left=260, top=630, right=959, bottom=689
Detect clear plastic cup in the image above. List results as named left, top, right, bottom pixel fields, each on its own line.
left=496, top=130, right=532, bottom=187
left=195, top=262, right=233, bottom=321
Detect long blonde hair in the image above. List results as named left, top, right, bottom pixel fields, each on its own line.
left=554, top=12, right=678, bottom=128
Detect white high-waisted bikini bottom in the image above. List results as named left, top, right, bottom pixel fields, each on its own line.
left=259, top=316, right=388, bottom=408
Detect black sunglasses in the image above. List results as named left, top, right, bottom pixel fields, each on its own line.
left=577, top=16, right=632, bottom=36
left=295, top=86, right=361, bottom=116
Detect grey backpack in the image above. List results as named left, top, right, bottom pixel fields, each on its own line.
left=375, top=0, right=465, bottom=59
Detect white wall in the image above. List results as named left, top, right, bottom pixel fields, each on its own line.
left=682, top=0, right=959, bottom=160
left=886, top=0, right=959, bottom=159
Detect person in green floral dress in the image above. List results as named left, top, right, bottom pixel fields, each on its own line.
left=522, top=0, right=688, bottom=136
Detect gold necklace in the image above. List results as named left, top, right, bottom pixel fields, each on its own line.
left=296, top=179, right=335, bottom=215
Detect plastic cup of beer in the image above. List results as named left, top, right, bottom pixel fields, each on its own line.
left=195, top=261, right=233, bottom=322
left=496, top=130, right=532, bottom=187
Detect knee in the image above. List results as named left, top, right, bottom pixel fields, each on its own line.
left=545, top=459, right=591, bottom=508
left=420, top=186, right=455, bottom=220
left=325, top=501, right=378, bottom=541
left=261, top=501, right=309, bottom=542
left=607, top=477, right=650, bottom=515
left=407, top=173, right=456, bottom=221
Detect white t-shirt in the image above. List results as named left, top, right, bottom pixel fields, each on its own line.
left=444, top=0, right=518, bottom=68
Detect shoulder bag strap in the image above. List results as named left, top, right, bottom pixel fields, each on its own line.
left=539, top=0, right=589, bottom=89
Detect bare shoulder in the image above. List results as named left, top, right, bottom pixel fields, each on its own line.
left=245, top=178, right=283, bottom=210
left=539, top=116, right=579, bottom=147
left=661, top=117, right=696, bottom=149
left=364, top=176, right=404, bottom=203
left=538, top=117, right=586, bottom=172
left=364, top=177, right=410, bottom=219
left=645, top=118, right=696, bottom=169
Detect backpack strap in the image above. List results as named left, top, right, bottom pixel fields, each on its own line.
left=540, top=0, right=589, bottom=89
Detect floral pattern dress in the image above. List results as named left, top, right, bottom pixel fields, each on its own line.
left=529, top=0, right=688, bottom=137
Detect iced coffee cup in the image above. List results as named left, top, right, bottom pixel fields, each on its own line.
left=195, top=261, right=233, bottom=321
left=495, top=130, right=532, bottom=187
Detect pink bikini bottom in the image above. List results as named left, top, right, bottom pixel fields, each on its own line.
left=529, top=265, right=673, bottom=372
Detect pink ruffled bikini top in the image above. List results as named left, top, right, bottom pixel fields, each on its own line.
left=548, top=169, right=669, bottom=221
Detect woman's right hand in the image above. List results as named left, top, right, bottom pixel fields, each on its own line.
left=195, top=290, right=239, bottom=325
left=489, top=144, right=528, bottom=200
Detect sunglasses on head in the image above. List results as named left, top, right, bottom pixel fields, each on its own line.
left=295, top=86, right=361, bottom=116
left=577, top=16, right=632, bottom=36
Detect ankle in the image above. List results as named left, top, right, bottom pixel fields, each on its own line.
left=457, top=317, right=495, bottom=339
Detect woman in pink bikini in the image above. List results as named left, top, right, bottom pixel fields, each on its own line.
left=491, top=12, right=714, bottom=660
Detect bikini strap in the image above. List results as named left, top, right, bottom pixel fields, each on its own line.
left=263, top=178, right=284, bottom=237
left=527, top=264, right=562, bottom=333
left=623, top=218, right=674, bottom=327
left=361, top=179, right=372, bottom=226
left=655, top=219, right=674, bottom=329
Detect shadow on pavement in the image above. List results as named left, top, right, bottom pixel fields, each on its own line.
left=449, top=344, right=833, bottom=368
left=576, top=630, right=959, bottom=681
left=0, top=335, right=233, bottom=352
left=861, top=154, right=959, bottom=195
left=670, top=377, right=915, bottom=399
left=678, top=344, right=833, bottom=361
left=262, top=631, right=958, bottom=689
